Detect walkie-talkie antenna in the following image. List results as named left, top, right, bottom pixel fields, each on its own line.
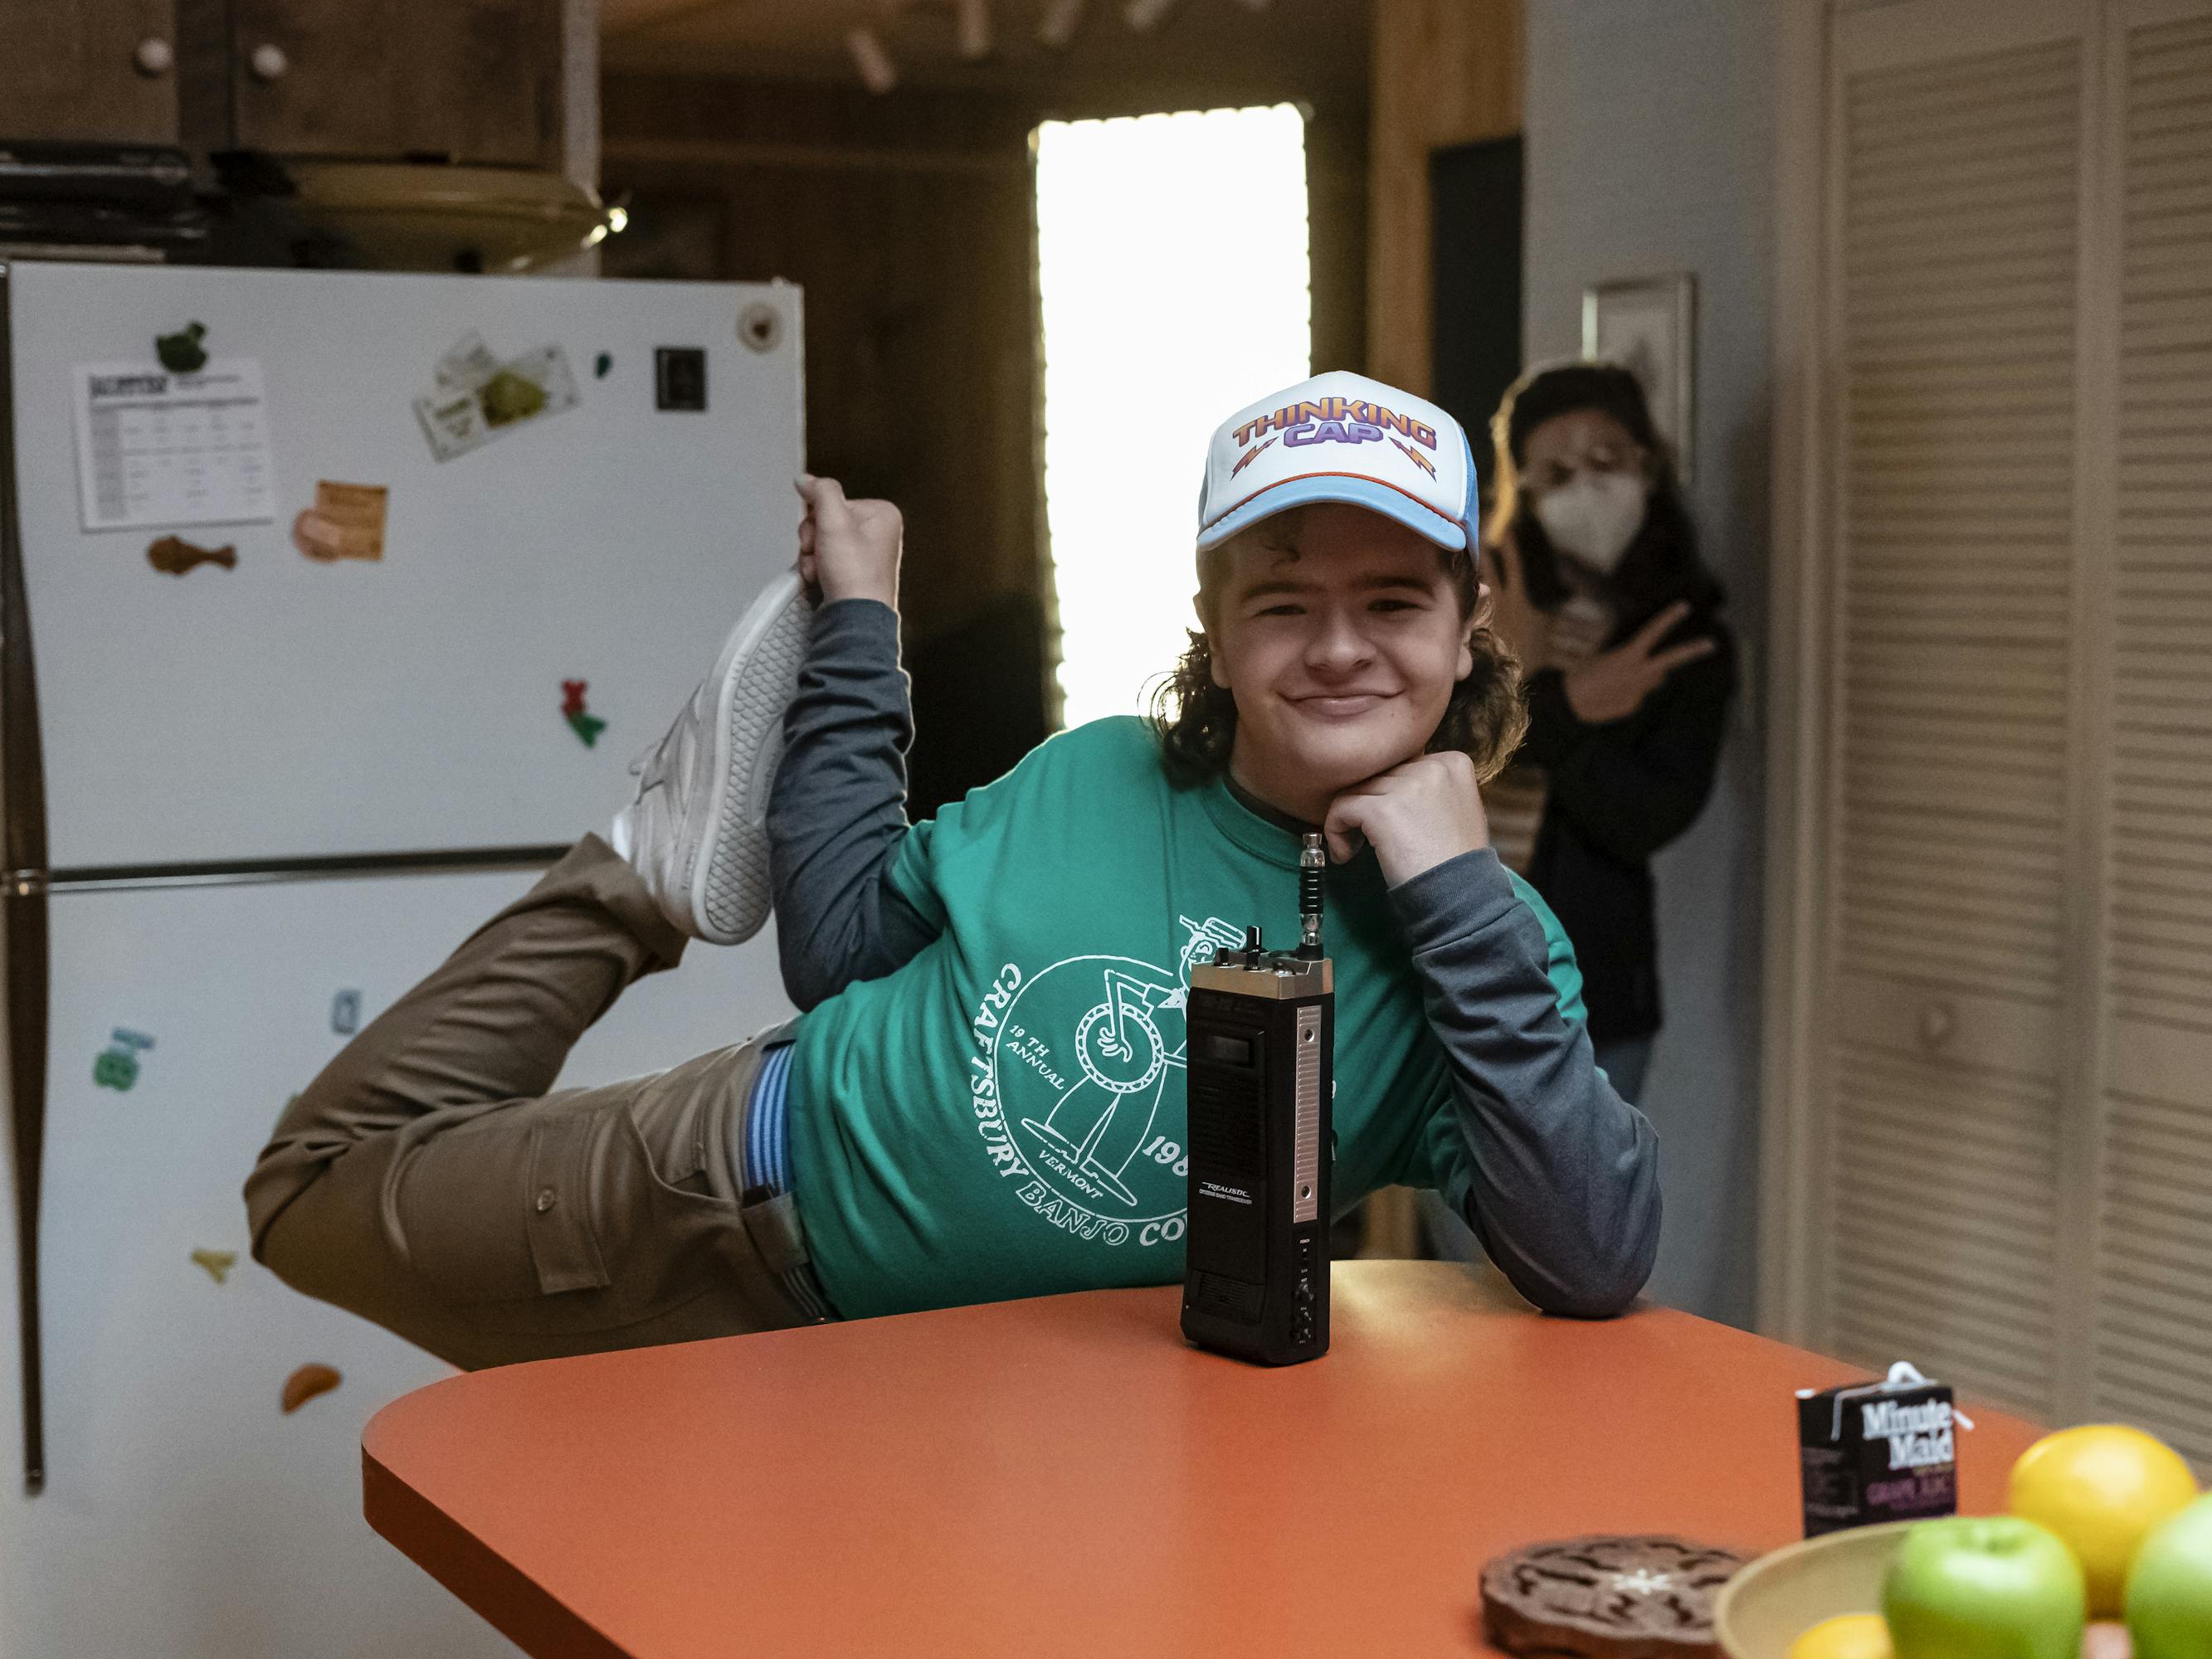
left=1298, top=832, right=1325, bottom=960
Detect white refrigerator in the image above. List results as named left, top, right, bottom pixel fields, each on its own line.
left=0, top=260, right=806, bottom=1656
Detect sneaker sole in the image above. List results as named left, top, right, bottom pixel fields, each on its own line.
left=689, top=569, right=811, bottom=945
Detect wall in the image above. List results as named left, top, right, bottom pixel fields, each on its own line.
left=1367, top=0, right=1524, bottom=397
left=1522, top=0, right=1776, bottom=1326
left=597, top=75, right=1047, bottom=814
left=1350, top=0, right=1524, bottom=1260
left=600, top=66, right=1370, bottom=816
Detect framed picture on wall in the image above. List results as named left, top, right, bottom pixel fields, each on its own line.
left=1581, top=273, right=1698, bottom=481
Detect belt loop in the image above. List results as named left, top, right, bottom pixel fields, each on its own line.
left=748, top=1016, right=804, bottom=1049
left=738, top=1190, right=812, bottom=1277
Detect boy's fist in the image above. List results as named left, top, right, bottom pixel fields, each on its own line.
left=797, top=474, right=902, bottom=609
left=1322, top=751, right=1492, bottom=888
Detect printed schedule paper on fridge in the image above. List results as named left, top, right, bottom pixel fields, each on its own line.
left=70, top=359, right=277, bottom=532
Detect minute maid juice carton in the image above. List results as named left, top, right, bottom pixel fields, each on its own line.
left=1797, top=1362, right=1971, bottom=1536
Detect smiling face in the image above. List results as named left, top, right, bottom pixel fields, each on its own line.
left=1201, top=504, right=1479, bottom=821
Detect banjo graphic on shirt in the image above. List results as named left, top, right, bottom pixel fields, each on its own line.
left=980, top=916, right=1245, bottom=1234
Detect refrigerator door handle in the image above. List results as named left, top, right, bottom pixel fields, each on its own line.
left=0, top=265, right=51, bottom=1494
left=2, top=890, right=45, bottom=1496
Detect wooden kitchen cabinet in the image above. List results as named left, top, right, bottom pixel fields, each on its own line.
left=227, top=0, right=564, bottom=168
left=0, top=0, right=181, bottom=144
left=0, top=0, right=568, bottom=168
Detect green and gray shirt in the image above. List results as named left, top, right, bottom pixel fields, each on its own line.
left=770, top=601, right=1660, bottom=1321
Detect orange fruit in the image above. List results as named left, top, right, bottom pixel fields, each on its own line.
left=1788, top=1612, right=1894, bottom=1659
left=2010, top=1426, right=2200, bottom=1617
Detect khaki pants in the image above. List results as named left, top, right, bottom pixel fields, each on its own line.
left=243, top=835, right=817, bottom=1372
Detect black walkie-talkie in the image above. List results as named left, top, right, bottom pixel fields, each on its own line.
left=1181, top=832, right=1333, bottom=1365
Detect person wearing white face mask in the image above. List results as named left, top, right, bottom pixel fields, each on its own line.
left=1471, top=361, right=1736, bottom=1110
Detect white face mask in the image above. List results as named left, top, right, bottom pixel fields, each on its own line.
left=1532, top=472, right=1649, bottom=573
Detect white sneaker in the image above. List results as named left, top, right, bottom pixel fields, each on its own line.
left=611, top=569, right=812, bottom=945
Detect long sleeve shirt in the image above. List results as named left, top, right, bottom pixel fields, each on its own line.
left=768, top=599, right=1661, bottom=1320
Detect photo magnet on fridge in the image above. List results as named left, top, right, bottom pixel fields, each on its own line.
left=414, top=385, right=493, bottom=461
left=434, top=329, right=500, bottom=392
left=482, top=345, right=579, bottom=427
left=412, top=331, right=581, bottom=461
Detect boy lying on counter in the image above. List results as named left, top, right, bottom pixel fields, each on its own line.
left=245, top=371, right=1663, bottom=1365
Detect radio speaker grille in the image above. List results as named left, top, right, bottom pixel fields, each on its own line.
left=1186, top=1271, right=1264, bottom=1324
left=1189, top=1068, right=1263, bottom=1176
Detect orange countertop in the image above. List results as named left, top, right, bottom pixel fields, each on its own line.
left=363, top=1260, right=2040, bottom=1657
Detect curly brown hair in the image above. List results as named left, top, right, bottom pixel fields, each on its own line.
left=1146, top=510, right=1528, bottom=788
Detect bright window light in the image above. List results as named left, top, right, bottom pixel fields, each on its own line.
left=1034, top=104, right=1313, bottom=730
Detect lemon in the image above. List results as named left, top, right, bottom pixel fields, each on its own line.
left=2010, top=1425, right=2200, bottom=1616
left=1787, top=1612, right=1894, bottom=1659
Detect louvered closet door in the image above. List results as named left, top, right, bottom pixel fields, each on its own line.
left=1822, top=10, right=2085, bottom=1420
left=2095, top=1, right=2212, bottom=1467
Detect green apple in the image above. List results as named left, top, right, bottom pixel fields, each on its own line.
left=2128, top=1493, right=2212, bottom=1659
left=1883, top=1516, right=2087, bottom=1659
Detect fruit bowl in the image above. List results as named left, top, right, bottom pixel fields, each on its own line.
left=1714, top=1524, right=1919, bottom=1659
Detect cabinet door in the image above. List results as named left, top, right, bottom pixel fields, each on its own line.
left=231, top=0, right=561, bottom=168
left=0, top=0, right=178, bottom=144
left=2092, top=0, right=2212, bottom=1469
left=1819, top=1, right=2090, bottom=1421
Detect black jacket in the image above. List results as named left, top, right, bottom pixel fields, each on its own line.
left=1513, top=612, right=1737, bottom=1045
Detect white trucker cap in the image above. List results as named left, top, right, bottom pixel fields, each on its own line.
left=1195, top=369, right=1476, bottom=554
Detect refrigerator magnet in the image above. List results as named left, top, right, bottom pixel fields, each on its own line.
left=413, top=333, right=581, bottom=461
left=414, top=385, right=492, bottom=462
left=563, top=680, right=607, bottom=747
left=330, top=990, right=362, bottom=1035
left=655, top=346, right=708, bottom=410
left=291, top=481, right=387, bottom=562
left=280, top=1364, right=342, bottom=1415
left=153, top=320, right=208, bottom=373
left=92, top=1028, right=154, bottom=1092
left=145, top=535, right=236, bottom=577
left=189, top=1249, right=236, bottom=1286
left=434, top=328, right=500, bottom=392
